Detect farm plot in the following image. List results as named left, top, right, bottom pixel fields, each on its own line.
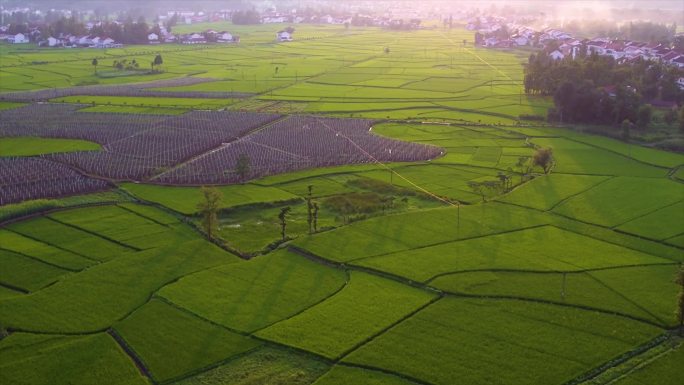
left=114, top=299, right=261, bottom=383
left=0, top=76, right=242, bottom=101
left=313, top=365, right=418, bottom=385
left=611, top=344, right=683, bottom=385
left=0, top=236, right=238, bottom=333
left=52, top=95, right=234, bottom=110
left=354, top=225, right=669, bottom=283
left=616, top=201, right=684, bottom=241
left=0, top=229, right=95, bottom=270
left=552, top=177, right=684, bottom=227
left=159, top=250, right=347, bottom=332
left=0, top=137, right=100, bottom=156
left=48, top=205, right=172, bottom=249
left=121, top=182, right=299, bottom=214
left=343, top=298, right=663, bottom=385
left=0, top=249, right=71, bottom=292
left=293, top=202, right=550, bottom=263
left=498, top=173, right=610, bottom=211
left=50, top=110, right=281, bottom=180
left=156, top=115, right=443, bottom=185
left=0, top=333, right=147, bottom=385
left=255, top=271, right=436, bottom=360
left=9, top=216, right=134, bottom=262
left=430, top=264, right=680, bottom=326
left=0, top=157, right=110, bottom=205
left=174, top=347, right=330, bottom=385
left=529, top=137, right=668, bottom=177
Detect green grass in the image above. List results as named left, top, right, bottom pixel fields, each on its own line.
left=49, top=205, right=173, bottom=249
left=611, top=343, right=683, bottom=385
left=159, top=250, right=347, bottom=332
left=256, top=271, right=436, bottom=360
left=0, top=191, right=127, bottom=222
left=616, top=201, right=684, bottom=241
left=174, top=347, right=330, bottom=385
left=552, top=177, right=684, bottom=227
left=0, top=229, right=95, bottom=270
left=79, top=105, right=188, bottom=115
left=430, top=264, right=680, bottom=326
left=355, top=225, right=669, bottom=283
left=0, top=249, right=70, bottom=292
left=0, top=101, right=25, bottom=110
left=313, top=365, right=418, bottom=385
left=343, top=297, right=664, bottom=385
left=115, top=299, right=260, bottom=383
left=0, top=234, right=239, bottom=333
left=498, top=174, right=610, bottom=211
left=293, top=203, right=550, bottom=263
left=0, top=333, right=148, bottom=385
left=117, top=203, right=180, bottom=225
left=9, top=216, right=133, bottom=262
left=52, top=95, right=233, bottom=110
left=0, top=137, right=100, bottom=156
left=121, top=183, right=300, bottom=215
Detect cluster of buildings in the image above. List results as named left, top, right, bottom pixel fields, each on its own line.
left=469, top=17, right=684, bottom=69
left=157, top=30, right=239, bottom=45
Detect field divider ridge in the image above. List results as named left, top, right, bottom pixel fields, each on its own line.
left=107, top=328, right=155, bottom=383
left=45, top=216, right=141, bottom=252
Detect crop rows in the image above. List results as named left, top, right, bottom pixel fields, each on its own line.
left=49, top=111, right=282, bottom=180
left=0, top=104, right=281, bottom=180
left=157, top=116, right=443, bottom=184
left=0, top=77, right=252, bottom=102
left=0, top=157, right=110, bottom=205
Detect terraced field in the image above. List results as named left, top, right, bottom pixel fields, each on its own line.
left=1, top=23, right=682, bottom=385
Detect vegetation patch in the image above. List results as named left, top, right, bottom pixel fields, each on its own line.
left=115, top=299, right=261, bottom=383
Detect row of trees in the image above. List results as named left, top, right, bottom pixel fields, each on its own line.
left=525, top=53, right=684, bottom=126
left=468, top=148, right=553, bottom=201
left=11, top=15, right=160, bottom=45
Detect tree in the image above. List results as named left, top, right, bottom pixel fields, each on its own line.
left=306, top=185, right=314, bottom=234
left=621, top=119, right=632, bottom=141
left=235, top=154, right=250, bottom=182
left=312, top=202, right=319, bottom=233
left=197, top=187, right=222, bottom=239
left=636, top=104, right=652, bottom=129
left=91, top=58, right=98, bottom=74
left=278, top=206, right=291, bottom=241
left=533, top=148, right=554, bottom=174
left=677, top=265, right=684, bottom=336
left=152, top=54, right=163, bottom=71
left=467, top=181, right=486, bottom=202
left=664, top=108, right=677, bottom=126
left=680, top=107, right=684, bottom=133
left=515, top=156, right=532, bottom=183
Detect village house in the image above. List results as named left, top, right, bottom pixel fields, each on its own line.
left=217, top=31, right=238, bottom=43
left=148, top=33, right=160, bottom=44
left=181, top=33, right=207, bottom=44
left=549, top=50, right=565, bottom=60
left=8, top=33, right=29, bottom=44
left=276, top=30, right=293, bottom=42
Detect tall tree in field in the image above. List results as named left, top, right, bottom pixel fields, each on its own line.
left=91, top=58, right=98, bottom=74
left=306, top=185, right=314, bottom=234
left=533, top=148, right=554, bottom=174
left=235, top=154, right=250, bottom=182
left=278, top=206, right=291, bottom=241
left=197, top=187, right=222, bottom=239
left=677, top=265, right=684, bottom=336
left=152, top=54, right=163, bottom=71
left=312, top=202, right=319, bottom=233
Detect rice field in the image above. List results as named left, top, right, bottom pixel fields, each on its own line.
left=0, top=22, right=682, bottom=385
